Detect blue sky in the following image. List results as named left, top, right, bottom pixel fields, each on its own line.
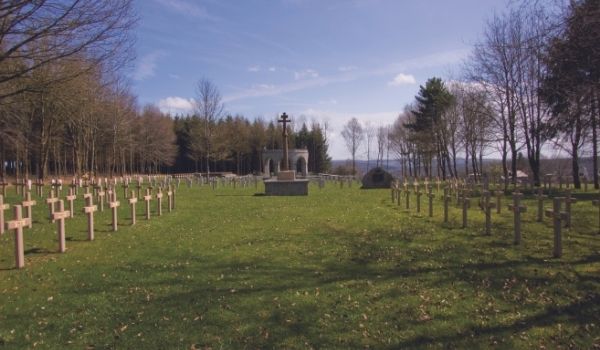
left=132, top=0, right=506, bottom=159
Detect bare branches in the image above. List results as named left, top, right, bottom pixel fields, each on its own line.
left=0, top=0, right=137, bottom=100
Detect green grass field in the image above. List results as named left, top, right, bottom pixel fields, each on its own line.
left=0, top=182, right=599, bottom=349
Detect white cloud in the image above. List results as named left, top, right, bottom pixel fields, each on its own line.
left=268, top=66, right=277, bottom=72
left=168, top=73, right=180, bottom=79
left=158, top=96, right=195, bottom=115
left=223, top=48, right=468, bottom=102
left=388, top=73, right=416, bottom=86
left=133, top=51, right=165, bottom=81
left=248, top=65, right=260, bottom=72
left=338, top=65, right=357, bottom=72
left=294, top=69, right=319, bottom=80
left=153, top=0, right=214, bottom=19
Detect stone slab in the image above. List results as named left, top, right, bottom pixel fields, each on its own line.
left=264, top=179, right=308, bottom=196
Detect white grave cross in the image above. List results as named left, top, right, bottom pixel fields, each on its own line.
left=6, top=205, right=31, bottom=268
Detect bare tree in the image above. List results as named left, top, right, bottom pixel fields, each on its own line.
left=364, top=122, right=376, bottom=171
left=0, top=0, right=136, bottom=100
left=341, top=117, right=364, bottom=175
left=195, top=78, right=224, bottom=176
left=376, top=125, right=387, bottom=167
left=468, top=11, right=522, bottom=188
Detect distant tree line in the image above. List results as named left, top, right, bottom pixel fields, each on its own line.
left=342, top=0, right=599, bottom=189
left=172, top=114, right=331, bottom=175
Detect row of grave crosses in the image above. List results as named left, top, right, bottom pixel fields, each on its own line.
left=171, top=173, right=359, bottom=191
left=2, top=182, right=177, bottom=269
left=391, top=178, right=594, bottom=258
left=0, top=174, right=177, bottom=200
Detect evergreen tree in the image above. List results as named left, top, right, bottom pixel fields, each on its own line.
left=405, top=77, right=454, bottom=178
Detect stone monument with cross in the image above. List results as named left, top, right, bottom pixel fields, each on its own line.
left=264, top=113, right=309, bottom=196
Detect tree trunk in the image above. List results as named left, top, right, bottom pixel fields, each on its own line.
left=592, top=90, right=599, bottom=189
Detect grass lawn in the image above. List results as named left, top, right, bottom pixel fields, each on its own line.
left=0, top=181, right=599, bottom=349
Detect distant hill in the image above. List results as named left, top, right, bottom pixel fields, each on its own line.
left=330, top=158, right=499, bottom=177
left=331, top=156, right=598, bottom=179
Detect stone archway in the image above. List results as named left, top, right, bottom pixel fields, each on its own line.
left=261, top=148, right=309, bottom=177
left=295, top=156, right=308, bottom=177
left=263, top=158, right=278, bottom=175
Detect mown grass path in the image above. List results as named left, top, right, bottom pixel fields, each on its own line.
left=1, top=183, right=599, bottom=349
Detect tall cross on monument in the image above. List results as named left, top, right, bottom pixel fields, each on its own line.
left=278, top=112, right=291, bottom=171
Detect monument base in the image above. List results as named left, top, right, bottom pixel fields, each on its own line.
left=277, top=170, right=296, bottom=181
left=264, top=179, right=309, bottom=196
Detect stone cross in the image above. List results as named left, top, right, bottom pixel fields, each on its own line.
left=441, top=187, right=452, bottom=223
left=83, top=195, right=97, bottom=241
left=427, top=185, right=434, bottom=217
left=415, top=188, right=422, bottom=214
left=83, top=184, right=91, bottom=199
left=128, top=190, right=138, bottom=225
left=167, top=187, right=173, bottom=212
left=564, top=190, right=576, bottom=228
left=495, top=190, right=503, bottom=214
left=6, top=205, right=31, bottom=268
left=66, top=188, right=76, bottom=218
left=21, top=192, right=36, bottom=229
left=69, top=180, right=78, bottom=196
left=144, top=188, right=152, bottom=220
left=51, top=181, right=62, bottom=197
left=35, top=180, right=44, bottom=197
left=156, top=188, right=163, bottom=217
left=278, top=112, right=291, bottom=171
left=52, top=200, right=70, bottom=253
left=536, top=188, right=547, bottom=222
left=98, top=189, right=105, bottom=212
left=46, top=190, right=59, bottom=222
left=461, top=196, right=470, bottom=228
left=19, top=179, right=27, bottom=196
left=172, top=187, right=176, bottom=210
left=545, top=197, right=568, bottom=258
left=507, top=192, right=527, bottom=244
left=109, top=191, right=120, bottom=231
left=592, top=193, right=600, bottom=234
left=0, top=194, right=9, bottom=235
left=480, top=191, right=496, bottom=235
left=0, top=179, right=7, bottom=197
left=13, top=179, right=20, bottom=195
left=405, top=187, right=410, bottom=210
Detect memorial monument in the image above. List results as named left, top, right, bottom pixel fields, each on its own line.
left=264, top=113, right=309, bottom=196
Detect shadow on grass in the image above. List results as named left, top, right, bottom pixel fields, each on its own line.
left=33, top=219, right=598, bottom=348
left=24, top=247, right=54, bottom=255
